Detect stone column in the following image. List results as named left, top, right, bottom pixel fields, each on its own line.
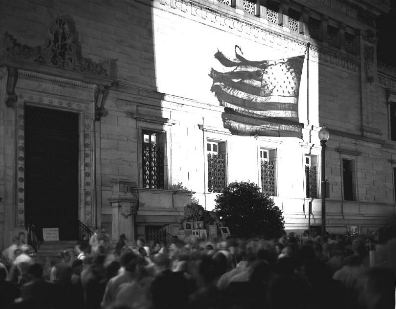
left=110, top=198, right=139, bottom=242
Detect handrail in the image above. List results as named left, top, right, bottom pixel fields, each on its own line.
left=77, top=220, right=93, bottom=241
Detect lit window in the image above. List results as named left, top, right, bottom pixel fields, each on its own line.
left=305, top=155, right=318, bottom=198
left=260, top=148, right=276, bottom=196
left=142, top=130, right=165, bottom=189
left=207, top=141, right=226, bottom=193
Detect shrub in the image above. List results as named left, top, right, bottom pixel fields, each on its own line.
left=214, top=182, right=284, bottom=239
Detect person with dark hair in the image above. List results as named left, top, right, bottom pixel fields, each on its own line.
left=357, top=267, right=396, bottom=309
left=0, top=263, right=19, bottom=308
left=114, top=234, right=127, bottom=256
left=151, top=267, right=191, bottom=309
left=101, top=251, right=140, bottom=308
left=52, top=263, right=83, bottom=309
left=17, top=263, right=54, bottom=309
left=189, top=255, right=223, bottom=309
left=81, top=254, right=107, bottom=309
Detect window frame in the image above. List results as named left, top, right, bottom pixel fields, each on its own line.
left=305, top=154, right=318, bottom=198
left=206, top=139, right=227, bottom=193
left=258, top=147, right=277, bottom=196
left=139, top=127, right=168, bottom=190
left=342, top=158, right=356, bottom=201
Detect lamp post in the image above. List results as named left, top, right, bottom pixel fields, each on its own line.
left=319, top=127, right=330, bottom=237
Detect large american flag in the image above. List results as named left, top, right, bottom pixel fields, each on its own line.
left=209, top=46, right=305, bottom=137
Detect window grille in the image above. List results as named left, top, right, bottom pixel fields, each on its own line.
left=327, top=25, right=339, bottom=47
left=261, top=161, right=276, bottom=196
left=308, top=17, right=322, bottom=40
left=344, top=32, right=357, bottom=54
left=243, top=0, right=255, bottom=15
left=260, top=148, right=276, bottom=196
left=289, top=17, right=299, bottom=32
left=305, top=155, right=318, bottom=198
left=142, top=131, right=164, bottom=189
left=267, top=8, right=279, bottom=24
left=145, top=225, right=167, bottom=243
left=207, top=141, right=226, bottom=193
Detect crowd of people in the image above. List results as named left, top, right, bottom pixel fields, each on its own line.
left=0, top=229, right=395, bottom=309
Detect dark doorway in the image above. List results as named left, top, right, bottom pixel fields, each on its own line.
left=25, top=105, right=79, bottom=240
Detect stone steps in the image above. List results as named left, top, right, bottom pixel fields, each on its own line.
left=35, top=241, right=77, bottom=261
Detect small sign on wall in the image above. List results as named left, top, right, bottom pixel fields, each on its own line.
left=43, top=228, right=59, bottom=241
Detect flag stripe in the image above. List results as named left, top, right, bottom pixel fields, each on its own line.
left=212, top=84, right=298, bottom=104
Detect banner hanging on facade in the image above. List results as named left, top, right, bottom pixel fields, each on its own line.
left=209, top=46, right=305, bottom=137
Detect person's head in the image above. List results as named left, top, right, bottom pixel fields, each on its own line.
left=27, top=263, right=43, bottom=281
left=119, top=234, right=126, bottom=241
left=105, top=260, right=121, bottom=280
left=137, top=238, right=145, bottom=248
left=196, top=255, right=218, bottom=286
left=120, top=251, right=140, bottom=273
left=152, top=254, right=171, bottom=274
left=18, top=232, right=26, bottom=243
left=138, top=246, right=148, bottom=257
left=151, top=270, right=190, bottom=309
left=0, top=263, right=8, bottom=281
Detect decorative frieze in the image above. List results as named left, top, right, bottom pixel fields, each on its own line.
left=0, top=16, right=116, bottom=78
left=155, top=0, right=360, bottom=72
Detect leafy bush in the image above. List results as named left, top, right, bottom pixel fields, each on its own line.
left=214, top=182, right=285, bottom=239
left=183, top=202, right=216, bottom=226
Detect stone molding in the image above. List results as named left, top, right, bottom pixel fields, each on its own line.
left=17, top=68, right=94, bottom=90
left=126, top=110, right=176, bottom=126
left=335, top=147, right=361, bottom=156
left=13, top=89, right=96, bottom=227
left=0, top=16, right=116, bottom=79
left=155, top=0, right=360, bottom=72
left=198, top=123, right=232, bottom=135
left=378, top=74, right=396, bottom=91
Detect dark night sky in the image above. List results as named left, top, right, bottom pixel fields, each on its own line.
left=377, top=0, right=396, bottom=66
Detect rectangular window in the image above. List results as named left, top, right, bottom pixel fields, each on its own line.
left=393, top=168, right=396, bottom=201
left=305, top=155, right=318, bottom=198
left=390, top=103, right=396, bottom=141
left=145, top=225, right=166, bottom=243
left=142, top=130, right=165, bottom=189
left=207, top=141, right=226, bottom=193
left=327, top=24, right=340, bottom=47
left=308, top=17, right=322, bottom=40
left=343, top=159, right=355, bottom=200
left=260, top=148, right=276, bottom=196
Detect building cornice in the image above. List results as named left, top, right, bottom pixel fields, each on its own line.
left=154, top=0, right=360, bottom=72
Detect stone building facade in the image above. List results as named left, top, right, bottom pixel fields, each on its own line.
left=0, top=0, right=393, bottom=247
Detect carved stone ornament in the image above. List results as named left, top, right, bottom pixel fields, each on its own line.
left=5, top=66, right=18, bottom=107
left=94, top=84, right=110, bottom=121
left=120, top=202, right=139, bottom=219
left=1, top=15, right=116, bottom=78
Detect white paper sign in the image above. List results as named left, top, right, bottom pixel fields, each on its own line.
left=43, top=228, right=59, bottom=241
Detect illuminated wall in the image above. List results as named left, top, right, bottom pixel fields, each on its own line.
left=0, top=0, right=394, bottom=246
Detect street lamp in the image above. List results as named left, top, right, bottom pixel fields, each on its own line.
left=319, top=127, right=330, bottom=237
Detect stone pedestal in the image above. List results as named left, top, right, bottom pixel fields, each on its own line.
left=110, top=197, right=138, bottom=242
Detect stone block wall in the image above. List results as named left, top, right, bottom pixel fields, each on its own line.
left=1, top=0, right=395, bottom=245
